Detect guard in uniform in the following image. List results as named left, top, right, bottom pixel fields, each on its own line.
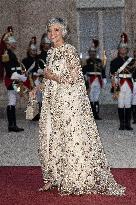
left=0, top=26, right=13, bottom=81
left=82, top=39, right=107, bottom=120
left=22, top=37, right=45, bottom=120
left=38, top=33, right=51, bottom=65
left=110, top=33, right=134, bottom=130
left=1, top=28, right=27, bottom=132
left=132, top=49, right=136, bottom=124
left=22, top=37, right=40, bottom=77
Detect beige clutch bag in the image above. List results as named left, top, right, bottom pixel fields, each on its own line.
left=25, top=99, right=39, bottom=120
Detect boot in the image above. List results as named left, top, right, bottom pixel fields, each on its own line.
left=7, top=105, right=14, bottom=128
left=94, top=101, right=102, bottom=120
left=90, top=102, right=94, bottom=114
left=132, top=105, right=136, bottom=124
left=118, top=108, right=125, bottom=130
left=125, top=108, right=133, bottom=130
left=7, top=105, right=24, bottom=132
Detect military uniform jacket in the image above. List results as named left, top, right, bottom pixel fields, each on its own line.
left=82, top=58, right=106, bottom=87
left=132, top=63, right=136, bottom=82
left=110, top=56, right=133, bottom=91
left=22, top=54, right=45, bottom=74
left=3, top=49, right=21, bottom=90
left=38, top=50, right=47, bottom=66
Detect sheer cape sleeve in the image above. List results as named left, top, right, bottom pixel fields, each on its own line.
left=65, top=45, right=84, bottom=84
left=44, top=49, right=61, bottom=83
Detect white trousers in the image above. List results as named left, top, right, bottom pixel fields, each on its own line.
left=34, top=79, right=43, bottom=103
left=132, top=82, right=136, bottom=105
left=88, top=78, right=101, bottom=102
left=36, top=90, right=43, bottom=103
left=118, top=81, right=132, bottom=108
left=7, top=90, right=19, bottom=106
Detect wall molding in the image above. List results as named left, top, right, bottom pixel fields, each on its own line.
left=76, top=0, right=125, bottom=8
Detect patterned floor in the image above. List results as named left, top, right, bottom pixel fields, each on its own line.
left=0, top=105, right=136, bottom=167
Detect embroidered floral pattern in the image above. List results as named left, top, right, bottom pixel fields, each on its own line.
left=38, top=44, right=125, bottom=195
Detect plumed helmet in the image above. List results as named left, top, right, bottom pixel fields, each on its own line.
left=41, top=33, right=51, bottom=44
left=7, top=26, right=13, bottom=33
left=89, top=39, right=99, bottom=52
left=3, top=26, right=15, bottom=44
left=118, top=32, right=128, bottom=49
left=29, top=36, right=37, bottom=50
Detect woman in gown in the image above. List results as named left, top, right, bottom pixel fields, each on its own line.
left=38, top=17, right=125, bottom=195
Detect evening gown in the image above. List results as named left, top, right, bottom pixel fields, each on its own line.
left=38, top=43, right=125, bottom=195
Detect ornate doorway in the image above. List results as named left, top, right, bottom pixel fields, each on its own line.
left=77, top=8, right=124, bottom=75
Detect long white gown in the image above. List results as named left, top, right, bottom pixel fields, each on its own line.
left=38, top=43, right=125, bottom=195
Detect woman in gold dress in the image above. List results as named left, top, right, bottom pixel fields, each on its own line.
left=38, top=18, right=125, bottom=195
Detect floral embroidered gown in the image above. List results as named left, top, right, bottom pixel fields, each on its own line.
left=38, top=43, right=125, bottom=195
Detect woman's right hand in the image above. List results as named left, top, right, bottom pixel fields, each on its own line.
left=45, top=69, right=70, bottom=84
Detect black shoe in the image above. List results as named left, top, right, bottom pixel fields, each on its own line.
left=119, top=126, right=125, bottom=130
left=125, top=126, right=133, bottom=131
left=8, top=126, right=24, bottom=132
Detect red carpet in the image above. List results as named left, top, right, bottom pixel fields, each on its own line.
left=0, top=167, right=135, bottom=205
